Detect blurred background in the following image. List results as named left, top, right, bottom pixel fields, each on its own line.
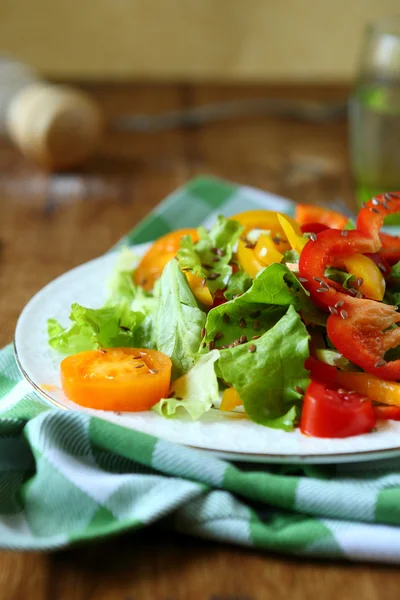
left=0, top=0, right=397, bottom=81
left=0, top=0, right=399, bottom=232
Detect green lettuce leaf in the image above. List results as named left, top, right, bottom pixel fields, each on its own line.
left=217, top=305, right=310, bottom=430
left=202, top=263, right=325, bottom=349
left=106, top=248, right=157, bottom=315
left=223, top=269, right=253, bottom=301
left=153, top=350, right=220, bottom=420
left=282, top=249, right=300, bottom=264
left=325, top=267, right=356, bottom=289
left=177, top=215, right=244, bottom=294
left=48, top=302, right=153, bottom=354
left=155, top=259, right=206, bottom=377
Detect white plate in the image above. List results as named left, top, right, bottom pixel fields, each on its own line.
left=14, top=246, right=400, bottom=464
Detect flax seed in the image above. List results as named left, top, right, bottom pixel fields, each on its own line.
left=248, top=344, right=256, bottom=353
left=239, top=318, right=247, bottom=328
left=223, top=313, right=230, bottom=324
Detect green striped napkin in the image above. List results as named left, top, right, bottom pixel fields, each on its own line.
left=3, top=176, right=400, bottom=562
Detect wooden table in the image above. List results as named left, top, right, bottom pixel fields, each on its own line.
left=0, top=83, right=398, bottom=600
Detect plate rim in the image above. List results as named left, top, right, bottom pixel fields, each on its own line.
left=13, top=249, right=400, bottom=465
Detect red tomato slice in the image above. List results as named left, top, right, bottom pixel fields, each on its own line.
left=300, top=380, right=376, bottom=438
left=61, top=348, right=172, bottom=411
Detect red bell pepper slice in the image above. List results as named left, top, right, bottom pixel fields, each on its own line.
left=304, top=356, right=337, bottom=385
left=357, top=192, right=400, bottom=264
left=327, top=297, right=400, bottom=380
left=378, top=233, right=400, bottom=266
left=364, top=252, right=392, bottom=278
left=374, top=405, right=400, bottom=421
left=300, top=379, right=376, bottom=438
left=299, top=192, right=400, bottom=380
left=298, top=228, right=376, bottom=309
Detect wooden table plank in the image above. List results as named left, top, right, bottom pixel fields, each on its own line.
left=0, top=82, right=399, bottom=600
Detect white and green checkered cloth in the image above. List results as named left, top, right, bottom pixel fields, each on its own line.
left=3, top=176, right=400, bottom=562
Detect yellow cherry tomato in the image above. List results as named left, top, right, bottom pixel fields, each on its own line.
left=231, top=210, right=302, bottom=238
left=185, top=271, right=213, bottom=307
left=277, top=214, right=307, bottom=254
left=340, top=254, right=386, bottom=301
left=237, top=239, right=266, bottom=278
left=220, top=387, right=243, bottom=411
left=254, top=234, right=284, bottom=266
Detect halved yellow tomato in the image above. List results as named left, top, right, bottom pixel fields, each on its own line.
left=134, top=229, right=199, bottom=290
left=61, top=348, right=172, bottom=411
left=220, top=387, right=243, bottom=411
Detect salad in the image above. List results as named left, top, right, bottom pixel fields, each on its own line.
left=48, top=192, right=400, bottom=438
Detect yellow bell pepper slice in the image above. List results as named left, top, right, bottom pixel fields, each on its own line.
left=185, top=271, right=213, bottom=307
left=340, top=255, right=386, bottom=301
left=277, top=214, right=307, bottom=254
left=220, top=387, right=243, bottom=411
left=254, top=234, right=284, bottom=265
left=335, top=371, right=400, bottom=407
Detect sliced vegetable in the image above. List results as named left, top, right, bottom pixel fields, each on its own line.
left=299, top=228, right=376, bottom=310
left=134, top=229, right=199, bottom=290
left=254, top=233, right=284, bottom=266
left=335, top=370, right=400, bottom=407
left=217, top=306, right=310, bottom=430
left=156, top=260, right=206, bottom=377
left=300, top=379, right=376, bottom=438
left=61, top=348, right=172, bottom=411
left=374, top=406, right=400, bottom=421
left=237, top=239, right=266, bottom=278
left=185, top=271, right=213, bottom=307
left=48, top=302, right=154, bottom=354
left=231, top=210, right=301, bottom=241
left=277, top=214, right=307, bottom=254
left=340, top=254, right=386, bottom=301
left=300, top=223, right=329, bottom=234
left=220, top=387, right=243, bottom=412
left=153, top=351, right=220, bottom=420
left=295, top=204, right=348, bottom=229
left=327, top=297, right=400, bottom=380
left=178, top=216, right=244, bottom=297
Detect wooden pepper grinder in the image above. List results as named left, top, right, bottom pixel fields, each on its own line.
left=0, top=57, right=104, bottom=171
